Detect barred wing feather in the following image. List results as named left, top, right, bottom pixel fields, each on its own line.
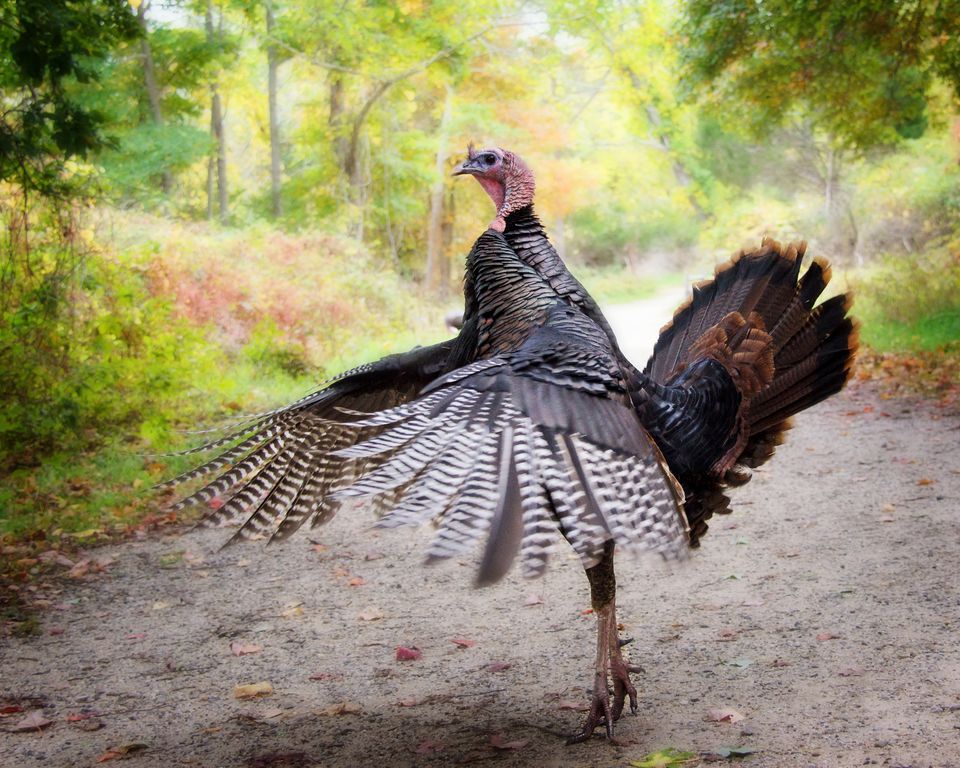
left=332, top=351, right=689, bottom=585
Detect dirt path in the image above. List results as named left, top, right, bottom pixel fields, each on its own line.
left=3, top=295, right=960, bottom=768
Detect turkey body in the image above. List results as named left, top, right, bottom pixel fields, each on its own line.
left=162, top=150, right=858, bottom=744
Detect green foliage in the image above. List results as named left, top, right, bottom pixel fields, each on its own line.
left=629, top=748, right=698, bottom=768
left=0, top=0, right=139, bottom=194
left=681, top=0, right=960, bottom=150
left=856, top=243, right=960, bottom=353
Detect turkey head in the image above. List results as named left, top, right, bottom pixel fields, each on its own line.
left=453, top=145, right=535, bottom=232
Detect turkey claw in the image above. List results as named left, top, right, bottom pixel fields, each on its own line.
left=565, top=690, right=613, bottom=744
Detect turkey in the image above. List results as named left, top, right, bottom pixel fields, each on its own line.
left=161, top=146, right=858, bottom=744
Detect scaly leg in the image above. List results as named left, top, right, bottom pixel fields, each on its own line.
left=567, top=542, right=641, bottom=745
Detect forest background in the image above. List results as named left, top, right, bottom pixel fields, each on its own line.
left=1, top=0, right=959, bottom=563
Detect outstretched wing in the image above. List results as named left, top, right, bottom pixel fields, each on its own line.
left=165, top=230, right=688, bottom=582
left=332, top=308, right=689, bottom=584
left=158, top=335, right=474, bottom=542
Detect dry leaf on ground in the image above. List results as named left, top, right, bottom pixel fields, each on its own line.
left=6, top=710, right=52, bottom=732
left=230, top=642, right=263, bottom=656
left=234, top=682, right=273, bottom=700
left=396, top=646, right=422, bottom=661
left=706, top=708, right=744, bottom=724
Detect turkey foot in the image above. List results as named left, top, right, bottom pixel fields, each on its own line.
left=567, top=600, right=639, bottom=744
left=568, top=540, right=641, bottom=745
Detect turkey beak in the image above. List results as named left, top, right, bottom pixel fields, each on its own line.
left=452, top=159, right=480, bottom=177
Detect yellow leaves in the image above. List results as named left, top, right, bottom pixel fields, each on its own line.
left=233, top=682, right=273, bottom=700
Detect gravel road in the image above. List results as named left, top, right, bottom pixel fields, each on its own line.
left=3, top=295, right=959, bottom=768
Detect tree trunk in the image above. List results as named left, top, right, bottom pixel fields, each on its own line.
left=328, top=74, right=347, bottom=169
left=266, top=0, right=282, bottom=219
left=137, top=3, right=172, bottom=195
left=440, top=185, right=454, bottom=289
left=425, top=86, right=454, bottom=293
left=206, top=0, right=228, bottom=224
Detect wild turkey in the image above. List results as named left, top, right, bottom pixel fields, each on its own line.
left=162, top=147, right=858, bottom=744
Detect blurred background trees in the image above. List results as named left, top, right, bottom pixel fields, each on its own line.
left=1, top=0, right=958, bottom=540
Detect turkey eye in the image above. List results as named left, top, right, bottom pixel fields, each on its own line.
left=482, top=153, right=497, bottom=165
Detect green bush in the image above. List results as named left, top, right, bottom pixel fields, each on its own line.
left=855, top=240, right=960, bottom=352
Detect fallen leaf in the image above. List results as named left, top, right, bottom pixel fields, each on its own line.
left=68, top=559, right=91, bottom=578
left=816, top=632, right=841, bottom=641
left=7, top=709, right=52, bottom=731
left=580, top=608, right=594, bottom=615
left=488, top=662, right=511, bottom=672
left=280, top=603, right=304, bottom=619
left=450, top=636, right=476, bottom=649
left=0, top=705, right=24, bottom=717
left=231, top=642, right=263, bottom=656
left=630, top=748, right=698, bottom=768
left=332, top=566, right=350, bottom=577
left=917, top=477, right=935, bottom=486
left=234, top=682, right=274, bottom=700
left=396, top=646, right=422, bottom=662
left=125, top=633, right=146, bottom=641
left=489, top=733, right=528, bottom=750
left=398, top=698, right=419, bottom=707
left=838, top=666, right=865, bottom=677
left=523, top=593, right=544, bottom=606
left=364, top=551, right=384, bottom=561
left=347, top=577, right=366, bottom=587
left=413, top=739, right=444, bottom=755
left=68, top=714, right=104, bottom=731
left=557, top=698, right=589, bottom=712
left=357, top=608, right=384, bottom=622
left=316, top=701, right=361, bottom=716
left=706, top=708, right=744, bottom=724
left=38, top=550, right=75, bottom=568
left=96, top=744, right=148, bottom=762
left=881, top=502, right=896, bottom=513
left=66, top=710, right=100, bottom=722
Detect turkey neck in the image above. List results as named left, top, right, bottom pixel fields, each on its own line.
left=503, top=205, right=567, bottom=282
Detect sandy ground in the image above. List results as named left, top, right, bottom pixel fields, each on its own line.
left=3, top=297, right=960, bottom=768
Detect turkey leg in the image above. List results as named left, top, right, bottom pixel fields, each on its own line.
left=567, top=542, right=641, bottom=744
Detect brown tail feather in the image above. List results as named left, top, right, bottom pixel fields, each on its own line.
left=643, top=238, right=858, bottom=548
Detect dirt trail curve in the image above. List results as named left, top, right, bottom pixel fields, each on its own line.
left=3, top=292, right=960, bottom=768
